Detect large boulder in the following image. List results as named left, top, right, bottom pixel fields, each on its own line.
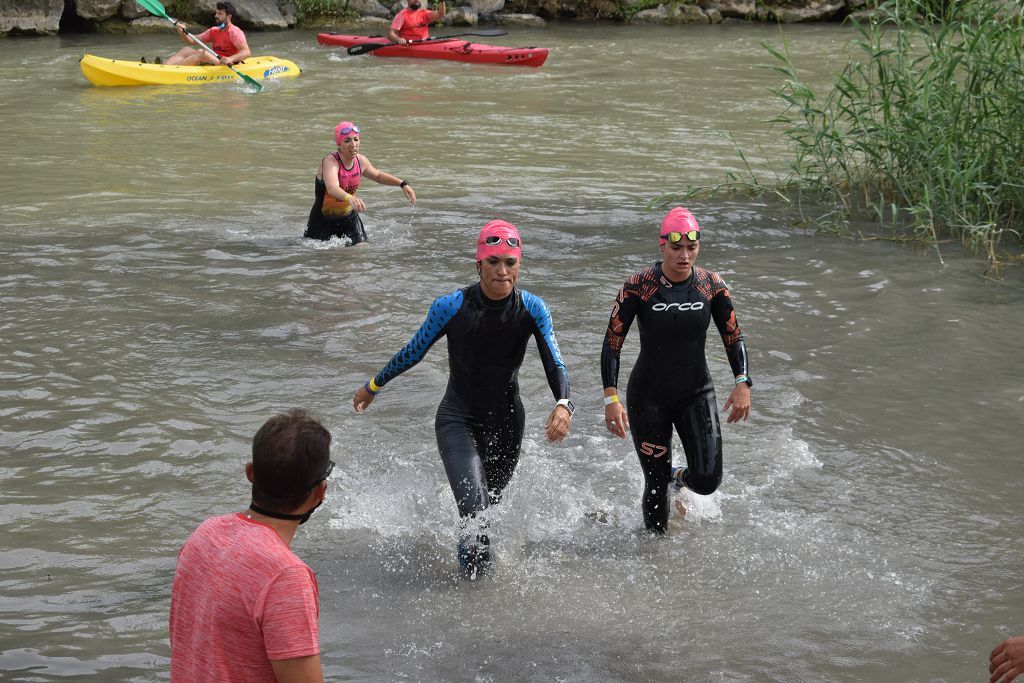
left=762, top=0, right=844, bottom=22
left=120, top=0, right=145, bottom=18
left=481, top=11, right=544, bottom=26
left=189, top=0, right=296, bottom=28
left=698, top=0, right=753, bottom=18
left=76, top=0, right=121, bottom=20
left=126, top=15, right=173, bottom=31
left=0, top=0, right=63, bottom=34
left=631, top=4, right=708, bottom=24
left=464, top=0, right=503, bottom=13
left=630, top=4, right=670, bottom=23
left=443, top=6, right=479, bottom=25
left=348, top=0, right=391, bottom=18
left=671, top=3, right=708, bottom=22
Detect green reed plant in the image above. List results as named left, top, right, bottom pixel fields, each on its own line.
left=685, top=0, right=1024, bottom=273
left=295, top=0, right=360, bottom=21
left=790, top=0, right=1023, bottom=270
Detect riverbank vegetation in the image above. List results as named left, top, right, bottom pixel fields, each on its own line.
left=294, top=0, right=361, bottom=24
left=678, top=0, right=1024, bottom=275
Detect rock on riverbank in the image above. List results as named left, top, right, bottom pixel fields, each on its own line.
left=0, top=0, right=871, bottom=36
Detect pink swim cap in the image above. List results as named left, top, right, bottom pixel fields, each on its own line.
left=476, top=220, right=522, bottom=262
left=334, top=121, right=361, bottom=145
left=660, top=206, right=701, bottom=244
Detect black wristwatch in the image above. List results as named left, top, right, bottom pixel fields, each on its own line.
left=556, top=399, right=574, bottom=416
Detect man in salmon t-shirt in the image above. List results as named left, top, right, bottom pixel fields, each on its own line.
left=387, top=0, right=447, bottom=44
left=164, top=1, right=252, bottom=67
left=169, top=409, right=333, bottom=683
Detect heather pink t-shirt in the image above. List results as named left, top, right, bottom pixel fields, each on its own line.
left=169, top=513, right=320, bottom=683
left=196, top=24, right=248, bottom=57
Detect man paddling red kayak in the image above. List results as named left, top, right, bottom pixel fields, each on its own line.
left=388, top=0, right=446, bottom=44
left=318, top=33, right=550, bottom=67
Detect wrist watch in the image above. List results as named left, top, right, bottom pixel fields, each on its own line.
left=556, top=398, right=574, bottom=416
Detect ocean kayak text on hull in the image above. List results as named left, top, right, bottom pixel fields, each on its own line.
left=317, top=34, right=549, bottom=68
left=79, top=54, right=301, bottom=87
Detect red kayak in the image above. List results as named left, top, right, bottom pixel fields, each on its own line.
left=317, top=33, right=549, bottom=68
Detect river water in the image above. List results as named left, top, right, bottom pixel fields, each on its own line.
left=2, top=21, right=1023, bottom=682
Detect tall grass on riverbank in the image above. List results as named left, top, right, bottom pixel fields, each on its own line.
left=684, top=0, right=1024, bottom=273
left=295, top=0, right=361, bottom=23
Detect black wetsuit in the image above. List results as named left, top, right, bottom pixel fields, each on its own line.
left=304, top=154, right=367, bottom=244
left=601, top=263, right=750, bottom=533
left=372, top=283, right=570, bottom=521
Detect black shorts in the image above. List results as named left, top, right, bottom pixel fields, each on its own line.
left=304, top=211, right=367, bottom=245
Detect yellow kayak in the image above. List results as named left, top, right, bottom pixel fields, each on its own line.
left=80, top=54, right=300, bottom=87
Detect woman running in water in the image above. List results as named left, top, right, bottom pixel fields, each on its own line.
left=352, top=220, right=573, bottom=577
left=305, top=120, right=416, bottom=245
left=601, top=206, right=751, bottom=533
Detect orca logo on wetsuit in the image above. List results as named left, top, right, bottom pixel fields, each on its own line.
left=651, top=302, right=705, bottom=312
left=639, top=442, right=668, bottom=458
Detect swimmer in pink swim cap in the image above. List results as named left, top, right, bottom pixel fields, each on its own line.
left=600, top=205, right=753, bottom=533
left=304, top=120, right=417, bottom=245
left=352, top=219, right=573, bottom=578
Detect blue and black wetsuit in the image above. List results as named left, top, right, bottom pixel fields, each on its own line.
left=601, top=263, right=750, bottom=533
left=371, top=282, right=570, bottom=520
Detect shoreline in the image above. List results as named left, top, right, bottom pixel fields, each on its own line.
left=2, top=0, right=874, bottom=37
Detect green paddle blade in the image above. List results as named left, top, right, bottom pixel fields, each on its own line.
left=235, top=67, right=263, bottom=92
left=135, top=0, right=171, bottom=20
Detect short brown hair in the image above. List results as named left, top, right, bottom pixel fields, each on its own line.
left=251, top=409, right=331, bottom=510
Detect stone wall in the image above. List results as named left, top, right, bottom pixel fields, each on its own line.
left=0, top=0, right=879, bottom=36
left=0, top=0, right=297, bottom=34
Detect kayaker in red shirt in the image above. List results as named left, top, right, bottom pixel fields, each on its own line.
left=164, top=1, right=252, bottom=67
left=387, top=0, right=446, bottom=44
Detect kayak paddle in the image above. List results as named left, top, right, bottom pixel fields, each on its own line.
left=346, top=30, right=510, bottom=56
left=135, top=0, right=263, bottom=92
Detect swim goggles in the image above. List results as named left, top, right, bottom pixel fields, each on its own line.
left=662, top=230, right=700, bottom=243
left=337, top=125, right=360, bottom=135
left=482, top=235, right=521, bottom=247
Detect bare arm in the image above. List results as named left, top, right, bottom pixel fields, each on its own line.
left=270, top=654, right=324, bottom=683
left=226, top=35, right=251, bottom=64
left=359, top=156, right=416, bottom=204
left=431, top=1, right=446, bottom=20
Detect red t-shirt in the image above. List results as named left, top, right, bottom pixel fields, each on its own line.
left=169, top=513, right=320, bottom=683
left=390, top=8, right=438, bottom=41
left=196, top=24, right=248, bottom=58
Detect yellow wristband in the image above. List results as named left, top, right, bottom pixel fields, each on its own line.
left=603, top=394, right=620, bottom=406
left=368, top=378, right=381, bottom=393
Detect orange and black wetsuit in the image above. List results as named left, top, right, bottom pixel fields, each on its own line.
left=304, top=153, right=366, bottom=244
left=601, top=263, right=751, bottom=533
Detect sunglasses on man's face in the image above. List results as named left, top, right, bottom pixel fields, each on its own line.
left=662, top=230, right=700, bottom=243
left=482, top=235, right=520, bottom=247
left=304, top=460, right=335, bottom=492
left=337, top=125, right=360, bottom=135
